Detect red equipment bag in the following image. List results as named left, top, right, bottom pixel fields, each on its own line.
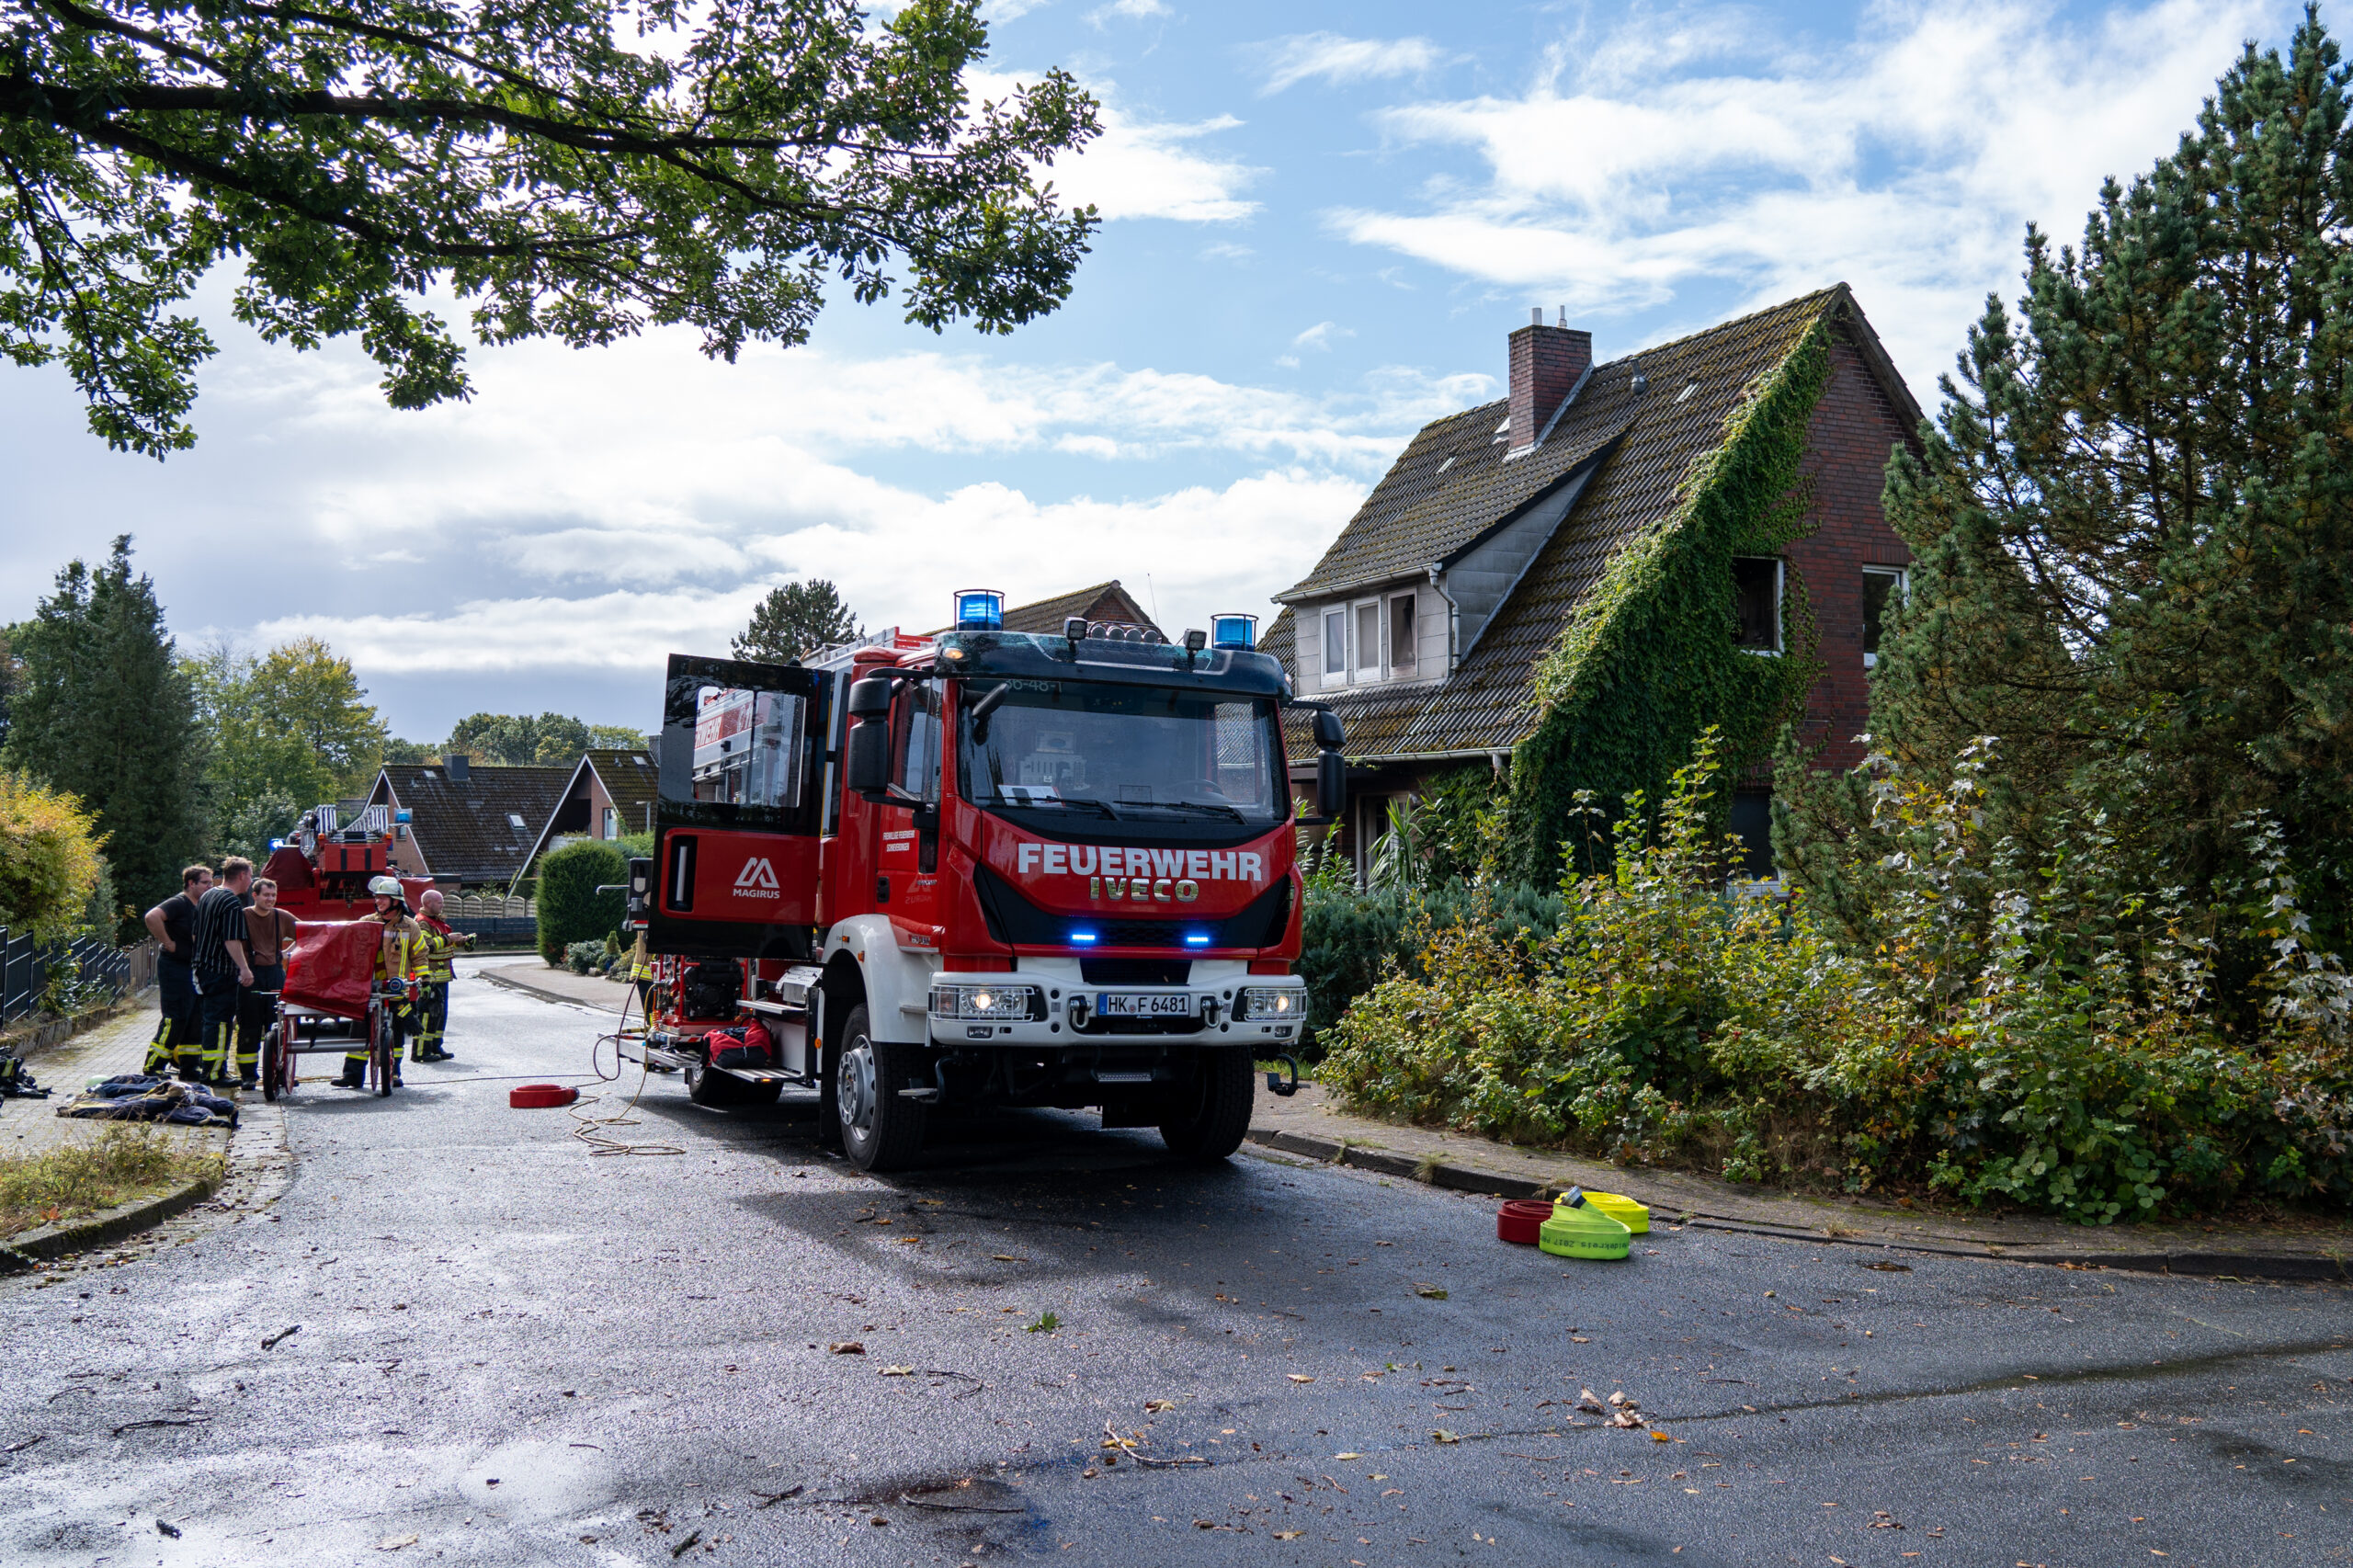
left=282, top=921, right=381, bottom=1017
left=711, top=1017, right=773, bottom=1070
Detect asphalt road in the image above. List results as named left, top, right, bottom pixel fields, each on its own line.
left=0, top=959, right=2347, bottom=1567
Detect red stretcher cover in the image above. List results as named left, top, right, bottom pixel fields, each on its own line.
left=282, top=921, right=381, bottom=1018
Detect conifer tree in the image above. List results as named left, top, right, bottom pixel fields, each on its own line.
left=4, top=537, right=205, bottom=924
left=733, top=581, right=861, bottom=664
left=1782, top=9, right=2353, bottom=943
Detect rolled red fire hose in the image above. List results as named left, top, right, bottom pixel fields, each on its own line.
left=1496, top=1199, right=1554, bottom=1244
left=508, top=1083, right=579, bottom=1108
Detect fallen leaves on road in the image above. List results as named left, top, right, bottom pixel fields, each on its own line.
left=1432, top=1430, right=1461, bottom=1445
left=261, top=1324, right=301, bottom=1350
left=829, top=1342, right=865, bottom=1355
left=1870, top=1512, right=1904, bottom=1529
left=991, top=1255, right=1029, bottom=1263
left=1145, top=1399, right=1176, bottom=1412
left=375, top=1535, right=417, bottom=1551
left=1288, top=1374, right=1314, bottom=1383
left=1414, top=1284, right=1449, bottom=1301
left=1274, top=1530, right=1304, bottom=1540
left=880, top=1365, right=916, bottom=1377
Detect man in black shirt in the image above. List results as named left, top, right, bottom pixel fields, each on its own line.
left=142, top=866, right=214, bottom=1077
left=188, top=857, right=256, bottom=1086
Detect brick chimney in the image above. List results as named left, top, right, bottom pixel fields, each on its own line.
left=1507, top=307, right=1591, bottom=453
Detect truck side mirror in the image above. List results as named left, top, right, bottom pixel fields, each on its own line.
left=1313, top=710, right=1345, bottom=750
left=627, top=858, right=651, bottom=900
left=846, top=714, right=892, bottom=798
left=1316, top=750, right=1346, bottom=821
left=847, top=675, right=894, bottom=720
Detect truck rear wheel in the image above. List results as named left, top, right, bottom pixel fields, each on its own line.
left=835, top=1005, right=926, bottom=1172
left=685, top=1052, right=779, bottom=1108
left=1158, top=1049, right=1254, bottom=1163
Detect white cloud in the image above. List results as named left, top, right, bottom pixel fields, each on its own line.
left=1256, top=31, right=1448, bottom=95
left=1326, top=0, right=2279, bottom=389
left=1290, top=321, right=1355, bottom=352
left=1087, top=0, right=1169, bottom=25
left=210, top=327, right=1481, bottom=676
left=974, top=69, right=1261, bottom=222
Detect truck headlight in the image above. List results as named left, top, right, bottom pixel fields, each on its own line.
left=930, top=983, right=1045, bottom=1021
left=1235, top=986, right=1304, bottom=1022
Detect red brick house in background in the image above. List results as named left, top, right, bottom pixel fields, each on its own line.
left=519, top=747, right=662, bottom=877
left=1261, top=286, right=1920, bottom=874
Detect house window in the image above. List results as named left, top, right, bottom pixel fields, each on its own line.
left=1388, top=593, right=1416, bottom=677
left=1354, top=601, right=1381, bottom=678
left=1322, top=608, right=1348, bottom=689
left=1862, top=565, right=1908, bottom=667
left=1732, top=557, right=1783, bottom=653
left=602, top=806, right=619, bottom=839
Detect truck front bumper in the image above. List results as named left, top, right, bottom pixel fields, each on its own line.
left=924, top=971, right=1305, bottom=1049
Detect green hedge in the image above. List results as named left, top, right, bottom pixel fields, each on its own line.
left=537, top=840, right=626, bottom=966
left=1299, top=881, right=1565, bottom=1057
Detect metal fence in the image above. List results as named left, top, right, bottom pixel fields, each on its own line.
left=0, top=928, right=137, bottom=1029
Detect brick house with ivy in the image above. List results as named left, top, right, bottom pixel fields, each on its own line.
left=1261, top=286, right=1921, bottom=877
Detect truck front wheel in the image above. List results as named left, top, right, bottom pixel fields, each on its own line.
left=835, top=1005, right=927, bottom=1172
left=1158, top=1049, right=1255, bottom=1163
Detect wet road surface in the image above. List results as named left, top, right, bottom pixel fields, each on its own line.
left=0, top=960, right=2346, bottom=1566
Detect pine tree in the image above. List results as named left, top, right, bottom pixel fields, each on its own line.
left=733, top=581, right=862, bottom=664
left=4, top=537, right=205, bottom=926
left=1783, top=11, right=2353, bottom=946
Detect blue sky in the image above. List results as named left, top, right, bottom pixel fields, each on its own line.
left=0, top=0, right=2300, bottom=742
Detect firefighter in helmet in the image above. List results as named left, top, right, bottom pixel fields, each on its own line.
left=411, top=888, right=473, bottom=1062
left=339, top=876, right=422, bottom=1089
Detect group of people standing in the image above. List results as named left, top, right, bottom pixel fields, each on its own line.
left=142, top=860, right=472, bottom=1090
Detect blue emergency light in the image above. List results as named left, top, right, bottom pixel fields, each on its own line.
left=1211, top=613, right=1257, bottom=650
left=955, top=589, right=1006, bottom=631
left=1184, top=932, right=1211, bottom=947
left=1070, top=928, right=1099, bottom=945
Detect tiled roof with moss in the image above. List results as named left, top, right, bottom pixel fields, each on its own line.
left=1272, top=286, right=1914, bottom=763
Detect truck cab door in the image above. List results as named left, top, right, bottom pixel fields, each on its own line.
left=873, top=678, right=944, bottom=931
left=651, top=653, right=831, bottom=961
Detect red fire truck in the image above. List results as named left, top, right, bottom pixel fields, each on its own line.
left=620, top=595, right=1347, bottom=1172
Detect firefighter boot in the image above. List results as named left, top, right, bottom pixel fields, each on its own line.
left=335, top=1053, right=368, bottom=1090
left=142, top=1015, right=176, bottom=1077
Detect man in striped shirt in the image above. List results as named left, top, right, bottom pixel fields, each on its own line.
left=188, top=857, right=256, bottom=1086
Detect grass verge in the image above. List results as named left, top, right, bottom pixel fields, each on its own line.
left=0, top=1126, right=225, bottom=1240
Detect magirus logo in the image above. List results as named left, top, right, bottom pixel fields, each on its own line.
left=732, top=858, right=780, bottom=895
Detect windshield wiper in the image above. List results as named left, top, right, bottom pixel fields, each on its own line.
left=985, top=795, right=1120, bottom=819
left=1123, top=800, right=1248, bottom=823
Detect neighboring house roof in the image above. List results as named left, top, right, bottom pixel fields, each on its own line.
left=1268, top=285, right=1919, bottom=763
left=517, top=749, right=662, bottom=871
left=368, top=764, right=570, bottom=885
left=926, top=580, right=1163, bottom=638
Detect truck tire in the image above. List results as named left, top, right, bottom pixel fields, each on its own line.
left=835, top=1004, right=926, bottom=1172
left=1158, top=1049, right=1254, bottom=1163
left=685, top=1052, right=779, bottom=1108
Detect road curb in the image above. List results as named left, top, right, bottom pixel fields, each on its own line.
left=0, top=1172, right=223, bottom=1276
left=1243, top=1127, right=2352, bottom=1283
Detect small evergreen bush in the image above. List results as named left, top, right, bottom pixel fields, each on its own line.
left=537, top=840, right=626, bottom=966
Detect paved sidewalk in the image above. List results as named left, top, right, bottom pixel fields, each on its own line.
left=476, top=957, right=635, bottom=1013
left=3, top=1003, right=233, bottom=1163
left=1251, top=1081, right=2353, bottom=1278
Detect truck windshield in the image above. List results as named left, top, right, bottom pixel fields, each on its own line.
left=956, top=681, right=1288, bottom=827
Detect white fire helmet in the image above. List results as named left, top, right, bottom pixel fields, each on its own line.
left=368, top=876, right=403, bottom=897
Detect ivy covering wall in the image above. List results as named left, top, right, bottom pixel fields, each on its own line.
left=1506, top=323, right=1832, bottom=878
